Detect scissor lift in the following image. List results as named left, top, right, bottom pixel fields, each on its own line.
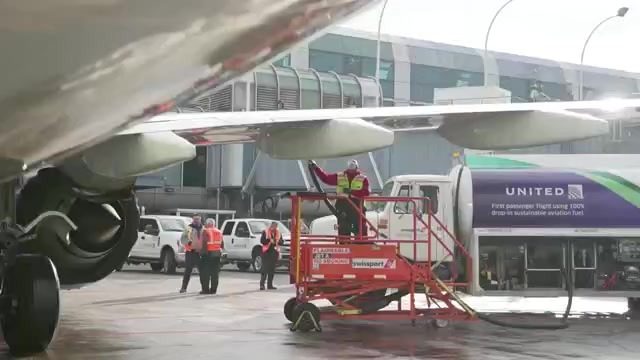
left=284, top=193, right=477, bottom=332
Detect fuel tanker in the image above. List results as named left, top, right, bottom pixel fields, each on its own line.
left=309, top=154, right=640, bottom=313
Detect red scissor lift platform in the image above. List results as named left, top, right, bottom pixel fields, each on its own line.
left=284, top=193, right=477, bottom=332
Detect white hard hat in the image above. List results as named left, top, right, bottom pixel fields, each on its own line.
left=347, top=159, right=359, bottom=170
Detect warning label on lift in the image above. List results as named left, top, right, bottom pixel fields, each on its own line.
left=312, top=247, right=351, bottom=254
left=352, top=258, right=396, bottom=269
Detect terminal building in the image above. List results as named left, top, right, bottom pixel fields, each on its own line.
left=137, top=27, right=640, bottom=218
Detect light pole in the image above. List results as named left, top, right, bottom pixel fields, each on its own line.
left=579, top=7, right=629, bottom=100
left=375, top=0, right=390, bottom=83
left=483, top=0, right=517, bottom=87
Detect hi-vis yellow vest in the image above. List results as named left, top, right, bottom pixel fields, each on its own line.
left=336, top=172, right=365, bottom=194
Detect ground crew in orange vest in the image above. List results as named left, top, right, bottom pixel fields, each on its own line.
left=260, top=221, right=283, bottom=290
left=198, top=218, right=224, bottom=294
left=180, top=216, right=202, bottom=293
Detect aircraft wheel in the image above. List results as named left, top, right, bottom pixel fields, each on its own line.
left=1, top=254, right=61, bottom=356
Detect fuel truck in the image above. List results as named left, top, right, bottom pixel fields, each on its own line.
left=308, top=154, right=640, bottom=314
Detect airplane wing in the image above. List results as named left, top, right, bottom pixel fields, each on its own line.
left=117, top=98, right=640, bottom=159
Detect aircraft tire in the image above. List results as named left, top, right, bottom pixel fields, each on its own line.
left=16, top=167, right=140, bottom=285
left=1, top=254, right=60, bottom=356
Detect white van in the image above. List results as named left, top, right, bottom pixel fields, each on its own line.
left=126, top=215, right=229, bottom=273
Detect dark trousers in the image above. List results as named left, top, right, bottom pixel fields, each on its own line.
left=336, top=198, right=368, bottom=237
left=180, top=251, right=199, bottom=291
left=260, top=251, right=278, bottom=288
left=199, top=252, right=221, bottom=293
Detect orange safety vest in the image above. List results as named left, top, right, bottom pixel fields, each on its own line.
left=184, top=242, right=193, bottom=252
left=262, top=229, right=280, bottom=253
left=200, top=227, right=223, bottom=251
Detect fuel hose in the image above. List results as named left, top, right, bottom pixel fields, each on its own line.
left=307, top=161, right=338, bottom=217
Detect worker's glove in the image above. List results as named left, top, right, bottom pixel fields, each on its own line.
left=308, top=160, right=317, bottom=168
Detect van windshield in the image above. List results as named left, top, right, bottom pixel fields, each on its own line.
left=159, top=218, right=188, bottom=232
left=248, top=221, right=291, bottom=236
left=368, top=181, right=394, bottom=212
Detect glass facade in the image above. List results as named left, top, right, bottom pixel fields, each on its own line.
left=309, top=49, right=394, bottom=99
left=410, top=64, right=483, bottom=103
left=182, top=146, right=207, bottom=187
left=410, top=64, right=574, bottom=104
left=272, top=54, right=291, bottom=67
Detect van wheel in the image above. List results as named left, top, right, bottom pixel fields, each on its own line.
left=252, top=250, right=263, bottom=273
left=162, top=249, right=177, bottom=275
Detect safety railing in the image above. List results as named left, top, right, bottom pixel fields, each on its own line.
left=289, top=193, right=472, bottom=292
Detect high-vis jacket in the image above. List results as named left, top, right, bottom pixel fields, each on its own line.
left=261, top=229, right=281, bottom=254
left=200, top=227, right=223, bottom=252
left=336, top=171, right=366, bottom=194
left=312, top=166, right=370, bottom=198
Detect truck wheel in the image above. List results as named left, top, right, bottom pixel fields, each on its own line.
left=252, top=252, right=263, bottom=273
left=237, top=262, right=251, bottom=272
left=162, top=248, right=177, bottom=274
left=150, top=263, right=162, bottom=272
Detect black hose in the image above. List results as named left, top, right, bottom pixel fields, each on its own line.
left=307, top=162, right=339, bottom=217
left=475, top=267, right=573, bottom=329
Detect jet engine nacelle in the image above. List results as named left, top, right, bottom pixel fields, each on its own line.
left=436, top=110, right=609, bottom=150
left=256, top=118, right=394, bottom=160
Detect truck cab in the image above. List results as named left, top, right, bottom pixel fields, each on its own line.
left=310, top=174, right=455, bottom=263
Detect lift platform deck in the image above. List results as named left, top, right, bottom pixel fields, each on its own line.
left=283, top=193, right=477, bottom=332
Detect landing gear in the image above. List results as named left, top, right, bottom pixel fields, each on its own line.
left=0, top=207, right=71, bottom=356
left=1, top=255, right=60, bottom=356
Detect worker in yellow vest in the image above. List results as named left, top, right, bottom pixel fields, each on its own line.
left=309, top=159, right=370, bottom=237
left=198, top=218, right=224, bottom=295
left=260, top=221, right=283, bottom=290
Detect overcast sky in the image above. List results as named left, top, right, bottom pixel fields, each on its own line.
left=338, top=0, right=639, bottom=72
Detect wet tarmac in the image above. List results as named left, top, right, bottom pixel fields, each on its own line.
left=2, top=265, right=639, bottom=359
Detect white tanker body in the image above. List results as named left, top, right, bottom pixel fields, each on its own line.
left=309, top=155, right=640, bottom=312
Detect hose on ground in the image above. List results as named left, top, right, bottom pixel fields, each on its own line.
left=473, top=267, right=573, bottom=329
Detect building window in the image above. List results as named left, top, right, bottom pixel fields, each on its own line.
left=410, top=64, right=483, bottom=103
left=182, top=146, right=207, bottom=187
left=309, top=50, right=344, bottom=73
left=272, top=54, right=291, bottom=67
left=343, top=55, right=363, bottom=76
left=362, top=58, right=394, bottom=81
